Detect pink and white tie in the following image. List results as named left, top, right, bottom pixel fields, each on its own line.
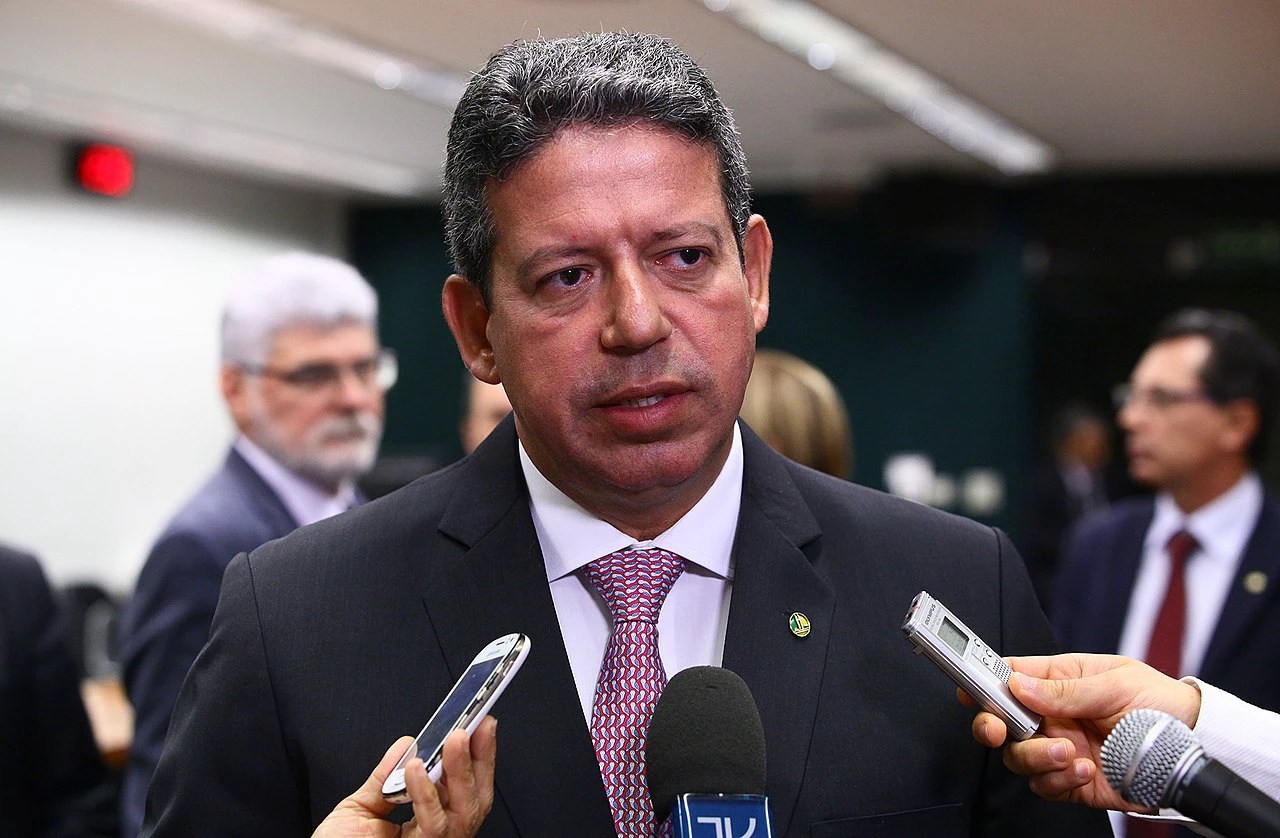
left=586, top=547, right=686, bottom=838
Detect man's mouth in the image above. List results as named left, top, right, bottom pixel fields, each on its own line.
left=620, top=394, right=667, bottom=408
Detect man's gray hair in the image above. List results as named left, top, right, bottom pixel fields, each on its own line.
left=442, top=32, right=752, bottom=303
left=221, top=251, right=378, bottom=366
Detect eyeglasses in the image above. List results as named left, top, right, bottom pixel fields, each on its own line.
left=241, top=348, right=398, bottom=394
left=1111, top=383, right=1214, bottom=412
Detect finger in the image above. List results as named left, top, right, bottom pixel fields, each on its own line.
left=405, top=756, right=448, bottom=836
left=349, top=736, right=416, bottom=816
left=1026, top=758, right=1095, bottom=802
left=1002, top=737, right=1074, bottom=777
left=468, top=716, right=497, bottom=819
left=439, top=728, right=479, bottom=820
left=1002, top=655, right=1060, bottom=679
left=956, top=687, right=976, bottom=708
left=971, top=711, right=1008, bottom=748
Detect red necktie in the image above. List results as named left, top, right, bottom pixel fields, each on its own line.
left=586, top=547, right=685, bottom=838
left=1144, top=529, right=1198, bottom=679
left=1129, top=531, right=1198, bottom=838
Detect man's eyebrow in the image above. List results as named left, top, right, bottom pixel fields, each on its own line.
left=515, top=245, right=592, bottom=279
left=651, top=223, right=726, bottom=248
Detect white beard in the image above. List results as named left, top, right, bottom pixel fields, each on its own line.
left=248, top=404, right=382, bottom=489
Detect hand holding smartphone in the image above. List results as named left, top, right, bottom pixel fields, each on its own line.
left=381, top=632, right=531, bottom=803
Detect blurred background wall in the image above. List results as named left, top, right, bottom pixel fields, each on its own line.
left=1, top=0, right=1278, bottom=593
left=0, top=124, right=345, bottom=589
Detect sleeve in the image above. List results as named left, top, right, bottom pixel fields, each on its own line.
left=141, top=552, right=304, bottom=837
left=13, top=554, right=117, bottom=837
left=973, top=528, right=1115, bottom=837
left=1188, top=678, right=1280, bottom=800
left=119, top=531, right=228, bottom=837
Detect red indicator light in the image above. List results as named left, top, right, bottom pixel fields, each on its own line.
left=76, top=144, right=134, bottom=197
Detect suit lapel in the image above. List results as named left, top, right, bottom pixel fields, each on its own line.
left=226, top=447, right=301, bottom=535
left=1095, top=506, right=1151, bottom=652
left=1201, top=497, right=1280, bottom=679
left=722, top=428, right=834, bottom=837
left=423, top=422, right=615, bottom=835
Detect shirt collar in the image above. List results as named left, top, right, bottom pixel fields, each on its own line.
left=520, top=424, right=743, bottom=583
left=1149, top=472, right=1263, bottom=566
left=233, top=435, right=357, bottom=527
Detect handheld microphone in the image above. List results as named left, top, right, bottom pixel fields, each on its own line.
left=646, top=666, right=772, bottom=838
left=1100, top=708, right=1280, bottom=838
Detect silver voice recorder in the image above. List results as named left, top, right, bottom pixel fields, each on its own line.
left=901, top=590, right=1041, bottom=741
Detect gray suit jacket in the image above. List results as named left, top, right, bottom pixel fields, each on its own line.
left=120, top=448, right=298, bottom=837
left=145, top=420, right=1108, bottom=836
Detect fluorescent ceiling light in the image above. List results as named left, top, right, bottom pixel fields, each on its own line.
left=0, top=76, right=431, bottom=196
left=700, top=0, right=1054, bottom=175
left=109, top=0, right=468, bottom=107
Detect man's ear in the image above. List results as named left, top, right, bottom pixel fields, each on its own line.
left=1221, top=399, right=1261, bottom=457
left=742, top=214, right=772, bottom=334
left=220, top=363, right=252, bottom=432
left=442, top=275, right=500, bottom=383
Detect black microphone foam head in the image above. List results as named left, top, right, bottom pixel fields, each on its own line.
left=1100, top=708, right=1204, bottom=809
left=646, top=666, right=766, bottom=823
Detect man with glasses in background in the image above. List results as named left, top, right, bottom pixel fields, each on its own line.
left=1052, top=308, right=1280, bottom=838
left=118, top=251, right=395, bottom=837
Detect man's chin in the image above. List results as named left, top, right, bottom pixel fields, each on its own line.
left=300, top=442, right=378, bottom=484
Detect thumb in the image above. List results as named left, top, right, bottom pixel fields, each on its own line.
left=344, top=736, right=416, bottom=817
left=1008, top=670, right=1130, bottom=720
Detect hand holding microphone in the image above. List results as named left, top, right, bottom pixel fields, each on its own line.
left=964, top=653, right=1201, bottom=811
left=1101, top=709, right=1280, bottom=837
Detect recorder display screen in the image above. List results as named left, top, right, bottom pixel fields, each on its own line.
left=939, top=617, right=969, bottom=656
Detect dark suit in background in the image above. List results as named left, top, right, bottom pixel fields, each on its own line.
left=0, top=543, right=115, bottom=837
left=144, top=421, right=1108, bottom=837
left=118, top=448, right=297, bottom=836
left=1053, top=494, right=1280, bottom=714
left=1023, top=460, right=1110, bottom=607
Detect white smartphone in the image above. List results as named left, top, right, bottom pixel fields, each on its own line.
left=901, top=590, right=1042, bottom=741
left=381, top=632, right=530, bottom=803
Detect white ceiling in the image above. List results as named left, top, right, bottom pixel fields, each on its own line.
left=2, top=0, right=1278, bottom=198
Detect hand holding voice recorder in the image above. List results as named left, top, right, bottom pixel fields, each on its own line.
left=901, top=591, right=1041, bottom=741
left=381, top=632, right=531, bottom=803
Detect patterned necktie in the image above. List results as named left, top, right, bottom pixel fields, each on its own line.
left=1144, top=529, right=1198, bottom=679
left=586, top=547, right=686, bottom=838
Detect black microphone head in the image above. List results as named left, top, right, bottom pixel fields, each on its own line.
left=646, top=666, right=766, bottom=822
left=1100, top=708, right=1205, bottom=809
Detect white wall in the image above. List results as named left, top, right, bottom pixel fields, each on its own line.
left=0, top=125, right=347, bottom=593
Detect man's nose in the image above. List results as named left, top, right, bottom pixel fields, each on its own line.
left=600, top=266, right=672, bottom=352
left=331, top=367, right=380, bottom=410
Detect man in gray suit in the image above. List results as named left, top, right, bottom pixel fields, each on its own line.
left=118, top=251, right=395, bottom=836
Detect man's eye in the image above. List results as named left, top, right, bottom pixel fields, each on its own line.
left=675, top=248, right=703, bottom=266
left=552, top=268, right=586, bottom=287
left=287, top=366, right=335, bottom=387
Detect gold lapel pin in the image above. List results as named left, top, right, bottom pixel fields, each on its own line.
left=789, top=612, right=811, bottom=638
left=1244, top=571, right=1268, bottom=595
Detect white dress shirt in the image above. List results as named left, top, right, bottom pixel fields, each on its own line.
left=520, top=425, right=741, bottom=723
left=1117, top=472, right=1262, bottom=677
left=1191, top=678, right=1280, bottom=801
left=233, top=435, right=358, bottom=528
